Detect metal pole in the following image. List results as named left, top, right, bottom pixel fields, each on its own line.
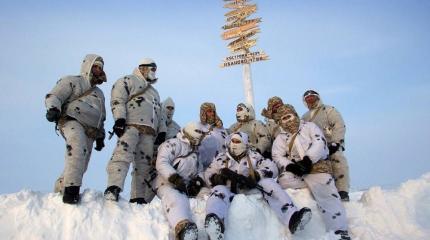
left=242, top=63, right=255, bottom=107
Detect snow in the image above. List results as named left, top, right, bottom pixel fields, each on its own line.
left=1, top=172, right=429, bottom=240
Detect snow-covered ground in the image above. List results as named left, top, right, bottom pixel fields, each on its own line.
left=1, top=172, right=429, bottom=240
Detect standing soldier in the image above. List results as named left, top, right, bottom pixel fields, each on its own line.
left=229, top=102, right=271, bottom=158
left=45, top=54, right=107, bottom=204
left=301, top=90, right=350, bottom=201
left=162, top=97, right=181, bottom=140
left=198, top=102, right=228, bottom=169
left=104, top=58, right=166, bottom=204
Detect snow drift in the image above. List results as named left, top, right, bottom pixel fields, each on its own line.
left=1, top=172, right=429, bottom=240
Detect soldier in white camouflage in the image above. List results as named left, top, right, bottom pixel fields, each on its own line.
left=229, top=102, right=271, bottom=158
left=104, top=58, right=167, bottom=204
left=45, top=54, right=107, bottom=204
left=162, top=97, right=181, bottom=140
left=301, top=90, right=350, bottom=201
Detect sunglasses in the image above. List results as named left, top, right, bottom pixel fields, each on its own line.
left=303, top=90, right=318, bottom=98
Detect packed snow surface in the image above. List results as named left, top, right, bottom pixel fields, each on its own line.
left=1, top=172, right=429, bottom=240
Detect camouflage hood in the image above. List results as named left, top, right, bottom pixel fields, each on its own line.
left=80, top=54, right=104, bottom=84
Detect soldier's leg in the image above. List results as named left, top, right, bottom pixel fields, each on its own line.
left=106, top=127, right=140, bottom=191
left=53, top=175, right=64, bottom=193
left=277, top=172, right=307, bottom=189
left=61, top=120, right=91, bottom=188
left=205, top=185, right=233, bottom=240
left=259, top=178, right=311, bottom=234
left=330, top=151, right=350, bottom=199
left=130, top=134, right=156, bottom=203
left=158, top=185, right=196, bottom=239
left=304, top=173, right=348, bottom=232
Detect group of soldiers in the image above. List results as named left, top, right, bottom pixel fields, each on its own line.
left=45, top=54, right=351, bottom=240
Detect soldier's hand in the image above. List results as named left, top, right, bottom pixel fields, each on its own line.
left=285, top=163, right=305, bottom=177
left=328, top=143, right=340, bottom=155
left=187, top=176, right=205, bottom=197
left=209, top=173, right=228, bottom=186
left=46, top=107, right=61, bottom=122
left=113, top=118, right=126, bottom=137
left=168, top=173, right=187, bottom=193
left=94, top=138, right=105, bottom=151
left=154, top=132, right=166, bottom=145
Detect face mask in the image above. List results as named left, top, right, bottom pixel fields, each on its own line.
left=146, top=70, right=157, bottom=82
left=280, top=113, right=300, bottom=133
left=228, top=137, right=247, bottom=158
left=236, top=105, right=248, bottom=122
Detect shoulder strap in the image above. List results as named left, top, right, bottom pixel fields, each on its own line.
left=309, top=107, right=322, bottom=122
left=246, top=155, right=256, bottom=181
left=288, top=132, right=299, bottom=154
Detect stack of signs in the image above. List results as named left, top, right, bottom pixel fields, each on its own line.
left=221, top=0, right=269, bottom=68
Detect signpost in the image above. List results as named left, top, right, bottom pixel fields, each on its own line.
left=221, top=0, right=269, bottom=107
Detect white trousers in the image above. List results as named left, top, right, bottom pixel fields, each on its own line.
left=106, top=126, right=156, bottom=201
left=54, top=120, right=93, bottom=192
left=157, top=185, right=193, bottom=229
left=278, top=172, right=348, bottom=231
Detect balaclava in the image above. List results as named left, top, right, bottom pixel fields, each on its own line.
left=162, top=97, right=175, bottom=124
left=236, top=103, right=255, bottom=122
left=274, top=104, right=300, bottom=134
left=228, top=132, right=249, bottom=161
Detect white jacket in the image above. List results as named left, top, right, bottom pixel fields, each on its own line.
left=272, top=121, right=328, bottom=171
left=198, top=123, right=228, bottom=169
left=204, top=149, right=279, bottom=188
left=155, top=132, right=202, bottom=188
left=45, top=54, right=106, bottom=132
left=302, top=99, right=346, bottom=145
left=111, top=68, right=166, bottom=133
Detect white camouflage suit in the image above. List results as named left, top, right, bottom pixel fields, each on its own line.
left=204, top=133, right=302, bottom=230
left=107, top=67, right=166, bottom=201
left=45, top=54, right=106, bottom=192
left=155, top=132, right=202, bottom=234
left=228, top=103, right=271, bottom=156
left=302, top=96, right=350, bottom=193
left=272, top=121, right=348, bottom=232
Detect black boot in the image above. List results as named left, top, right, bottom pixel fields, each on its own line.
left=63, top=186, right=80, bottom=204
left=289, top=207, right=312, bottom=234
left=175, top=220, right=198, bottom=240
left=334, top=230, right=351, bottom=240
left=338, top=191, right=350, bottom=202
left=104, top=185, right=121, bottom=201
left=205, top=213, right=224, bottom=240
left=129, top=198, right=147, bottom=204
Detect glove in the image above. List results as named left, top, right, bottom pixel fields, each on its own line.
left=220, top=168, right=257, bottom=188
left=46, top=108, right=61, bottom=122
left=285, top=163, right=305, bottom=176
left=328, top=143, right=340, bottom=155
left=262, top=151, right=272, bottom=159
left=295, top=156, right=313, bottom=176
left=113, top=118, right=126, bottom=138
left=94, top=138, right=105, bottom=151
left=209, top=173, right=228, bottom=186
left=168, top=173, right=187, bottom=193
left=187, top=176, right=205, bottom=197
left=154, top=132, right=166, bottom=145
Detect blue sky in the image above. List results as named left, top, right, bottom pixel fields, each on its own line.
left=0, top=0, right=429, bottom=194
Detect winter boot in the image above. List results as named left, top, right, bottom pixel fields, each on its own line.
left=129, top=198, right=147, bottom=204
left=104, top=185, right=121, bottom=201
left=205, top=213, right=224, bottom=240
left=334, top=230, right=351, bottom=240
left=62, top=186, right=80, bottom=204
left=175, top=220, right=198, bottom=240
left=288, top=207, right=312, bottom=234
left=339, top=191, right=350, bottom=202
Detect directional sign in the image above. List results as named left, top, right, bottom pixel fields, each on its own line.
left=222, top=22, right=258, bottom=40
left=226, top=7, right=256, bottom=22
left=225, top=4, right=257, bottom=17
left=221, top=54, right=269, bottom=68
left=228, top=39, right=257, bottom=52
left=222, top=18, right=261, bottom=30
left=223, top=51, right=267, bottom=61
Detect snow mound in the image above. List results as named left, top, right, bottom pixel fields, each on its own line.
left=1, top=172, right=429, bottom=240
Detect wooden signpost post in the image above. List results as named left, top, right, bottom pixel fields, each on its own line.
left=221, top=0, right=269, bottom=107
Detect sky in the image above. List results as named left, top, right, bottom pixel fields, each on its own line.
left=0, top=0, right=429, bottom=194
